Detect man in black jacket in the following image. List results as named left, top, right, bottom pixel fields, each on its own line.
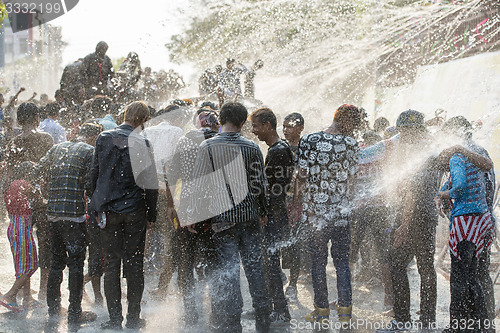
left=90, top=101, right=158, bottom=330
left=81, top=41, right=114, bottom=99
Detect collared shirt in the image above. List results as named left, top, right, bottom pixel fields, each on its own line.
left=36, top=139, right=94, bottom=218
left=39, top=118, right=67, bottom=144
left=188, top=132, right=268, bottom=232
left=142, top=121, right=183, bottom=178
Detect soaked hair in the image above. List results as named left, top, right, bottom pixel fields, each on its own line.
left=250, top=107, right=277, bottom=130
left=333, top=104, right=361, bottom=131
left=123, top=101, right=150, bottom=126
left=45, top=102, right=61, bottom=118
left=198, top=110, right=220, bottom=129
left=219, top=102, right=247, bottom=127
left=79, top=119, right=104, bottom=138
left=17, top=102, right=39, bottom=126
left=157, top=104, right=180, bottom=117
left=442, top=116, right=472, bottom=138
left=91, top=95, right=112, bottom=118
left=96, top=41, right=108, bottom=53
left=200, top=101, right=217, bottom=110
left=284, top=112, right=304, bottom=127
left=374, top=117, right=390, bottom=133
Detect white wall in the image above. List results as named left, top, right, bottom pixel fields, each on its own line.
left=378, top=51, right=500, bottom=123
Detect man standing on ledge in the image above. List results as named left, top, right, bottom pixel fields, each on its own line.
left=90, top=101, right=158, bottom=330
left=81, top=41, right=114, bottom=99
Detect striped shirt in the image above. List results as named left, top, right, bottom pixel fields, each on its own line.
left=188, top=132, right=268, bottom=232
left=440, top=153, right=489, bottom=218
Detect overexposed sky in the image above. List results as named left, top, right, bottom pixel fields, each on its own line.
left=51, top=0, right=195, bottom=73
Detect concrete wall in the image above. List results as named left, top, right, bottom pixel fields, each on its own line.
left=377, top=51, right=500, bottom=124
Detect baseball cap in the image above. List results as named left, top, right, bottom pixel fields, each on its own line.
left=396, top=110, right=425, bottom=128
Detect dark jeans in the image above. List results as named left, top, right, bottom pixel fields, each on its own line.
left=210, top=221, right=271, bottom=333
left=47, top=221, right=86, bottom=322
left=350, top=206, right=391, bottom=265
left=389, top=225, right=436, bottom=324
left=177, top=222, right=217, bottom=322
left=307, top=224, right=352, bottom=308
left=449, top=241, right=490, bottom=332
left=262, top=214, right=288, bottom=313
left=101, top=208, right=147, bottom=324
left=86, top=212, right=103, bottom=277
left=478, top=236, right=496, bottom=325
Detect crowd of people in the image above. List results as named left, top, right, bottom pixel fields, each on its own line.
left=198, top=58, right=264, bottom=103
left=0, top=41, right=497, bottom=333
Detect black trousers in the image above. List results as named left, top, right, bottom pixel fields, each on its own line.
left=177, top=222, right=217, bottom=322
left=86, top=212, right=103, bottom=277
left=478, top=237, right=496, bottom=324
left=389, top=225, right=437, bottom=324
left=47, top=221, right=86, bottom=322
left=101, top=208, right=147, bottom=324
left=449, top=241, right=490, bottom=332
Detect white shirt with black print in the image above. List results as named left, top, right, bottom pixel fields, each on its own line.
left=297, top=131, right=359, bottom=230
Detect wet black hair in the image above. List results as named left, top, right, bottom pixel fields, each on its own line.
left=373, top=117, right=390, bottom=133
left=220, top=102, right=247, bottom=127
left=45, top=102, right=61, bottom=118
left=200, top=101, right=218, bottom=110
left=156, top=104, right=180, bottom=117
left=17, top=102, right=39, bottom=126
left=79, top=119, right=104, bottom=138
left=284, top=112, right=304, bottom=127
left=442, top=116, right=472, bottom=133
left=91, top=95, right=112, bottom=118
left=250, top=107, right=277, bottom=130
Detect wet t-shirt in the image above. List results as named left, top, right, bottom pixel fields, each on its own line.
left=265, top=139, right=294, bottom=213
left=297, top=131, right=359, bottom=229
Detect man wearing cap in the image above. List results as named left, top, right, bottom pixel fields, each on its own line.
left=380, top=110, right=442, bottom=331
left=439, top=116, right=497, bottom=328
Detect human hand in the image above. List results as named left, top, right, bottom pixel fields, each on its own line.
left=434, top=196, right=446, bottom=218
left=167, top=207, right=178, bottom=227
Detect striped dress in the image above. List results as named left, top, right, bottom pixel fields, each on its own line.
left=4, top=180, right=39, bottom=278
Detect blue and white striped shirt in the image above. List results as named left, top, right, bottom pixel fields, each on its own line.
left=441, top=153, right=489, bottom=218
